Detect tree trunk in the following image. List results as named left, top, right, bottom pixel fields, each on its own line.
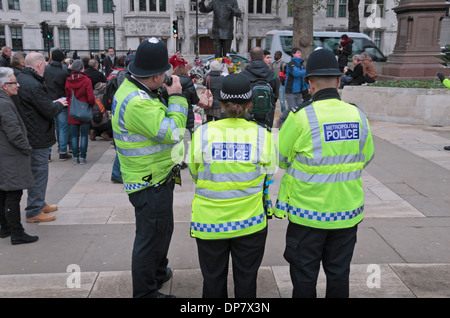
left=348, top=0, right=360, bottom=32
left=291, top=0, right=314, bottom=62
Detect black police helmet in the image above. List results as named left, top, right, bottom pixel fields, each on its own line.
left=128, top=37, right=171, bottom=77
left=304, top=48, right=342, bottom=83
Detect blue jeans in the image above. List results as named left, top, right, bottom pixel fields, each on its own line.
left=279, top=85, right=286, bottom=113
left=25, top=148, right=50, bottom=218
left=111, top=153, right=122, bottom=181
left=70, top=122, right=90, bottom=159
left=55, top=108, right=70, bottom=153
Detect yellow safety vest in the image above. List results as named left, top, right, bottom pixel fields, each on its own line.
left=189, top=118, right=276, bottom=239
left=111, top=78, right=188, bottom=194
left=275, top=88, right=374, bottom=229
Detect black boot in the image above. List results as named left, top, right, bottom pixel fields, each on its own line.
left=0, top=226, right=11, bottom=238
left=11, top=232, right=39, bottom=245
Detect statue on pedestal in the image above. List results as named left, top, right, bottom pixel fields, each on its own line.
left=199, top=0, right=241, bottom=58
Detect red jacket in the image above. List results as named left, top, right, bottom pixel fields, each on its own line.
left=65, top=72, right=95, bottom=124
left=169, top=54, right=188, bottom=69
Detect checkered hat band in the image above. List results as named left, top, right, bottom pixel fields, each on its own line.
left=220, top=89, right=252, bottom=101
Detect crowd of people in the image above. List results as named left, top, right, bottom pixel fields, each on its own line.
left=0, top=45, right=134, bottom=243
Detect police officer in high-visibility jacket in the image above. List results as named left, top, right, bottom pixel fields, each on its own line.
left=111, top=37, right=188, bottom=298
left=189, top=73, right=277, bottom=298
left=275, top=49, right=375, bottom=298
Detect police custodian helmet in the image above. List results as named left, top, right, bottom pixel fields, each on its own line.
left=304, top=48, right=342, bottom=83
left=128, top=37, right=172, bottom=78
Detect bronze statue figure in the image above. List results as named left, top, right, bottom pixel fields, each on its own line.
left=199, top=0, right=242, bottom=58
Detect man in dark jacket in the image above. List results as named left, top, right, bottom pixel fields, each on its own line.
left=104, top=47, right=117, bottom=78
left=15, top=52, right=68, bottom=223
left=0, top=46, right=12, bottom=68
left=84, top=59, right=107, bottom=89
left=241, top=46, right=279, bottom=129
left=338, top=34, right=353, bottom=72
left=0, top=67, right=38, bottom=245
left=45, top=49, right=72, bottom=161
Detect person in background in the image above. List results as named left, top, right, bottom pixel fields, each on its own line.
left=338, top=34, right=353, bottom=72
left=104, top=47, right=117, bottom=78
left=0, top=46, right=12, bottom=68
left=271, top=50, right=286, bottom=114
left=15, top=52, right=68, bottom=223
left=339, top=54, right=365, bottom=88
left=45, top=49, right=72, bottom=162
left=0, top=67, right=38, bottom=245
left=169, top=51, right=188, bottom=69
left=263, top=49, right=272, bottom=67
left=84, top=58, right=107, bottom=89
left=163, top=64, right=199, bottom=169
left=360, top=52, right=378, bottom=84
left=202, top=60, right=224, bottom=122
left=11, top=52, right=25, bottom=77
left=65, top=59, right=96, bottom=165
left=285, top=47, right=309, bottom=111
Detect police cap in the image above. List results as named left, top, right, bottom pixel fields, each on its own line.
left=304, top=48, right=342, bottom=83
left=128, top=37, right=171, bottom=77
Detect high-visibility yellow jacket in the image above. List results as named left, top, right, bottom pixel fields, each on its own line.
left=275, top=88, right=374, bottom=229
left=443, top=78, right=450, bottom=89
left=111, top=77, right=188, bottom=194
left=189, top=118, right=276, bottom=239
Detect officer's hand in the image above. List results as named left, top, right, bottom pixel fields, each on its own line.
left=436, top=72, right=445, bottom=83
left=165, top=75, right=182, bottom=95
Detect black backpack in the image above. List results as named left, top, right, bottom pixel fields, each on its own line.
left=248, top=77, right=275, bottom=129
left=250, top=78, right=273, bottom=116
left=103, top=74, right=120, bottom=111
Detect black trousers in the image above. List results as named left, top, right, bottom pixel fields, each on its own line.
left=128, top=180, right=175, bottom=298
left=284, top=222, right=358, bottom=298
left=196, top=227, right=267, bottom=298
left=0, top=190, right=24, bottom=237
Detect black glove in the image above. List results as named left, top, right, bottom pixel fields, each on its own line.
left=436, top=72, right=445, bottom=83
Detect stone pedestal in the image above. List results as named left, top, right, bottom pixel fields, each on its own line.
left=380, top=0, right=450, bottom=80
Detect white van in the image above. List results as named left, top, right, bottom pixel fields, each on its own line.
left=264, top=30, right=387, bottom=63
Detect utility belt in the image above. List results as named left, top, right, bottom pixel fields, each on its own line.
left=142, top=164, right=182, bottom=188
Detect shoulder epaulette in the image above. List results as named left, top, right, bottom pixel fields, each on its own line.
left=291, top=99, right=313, bottom=113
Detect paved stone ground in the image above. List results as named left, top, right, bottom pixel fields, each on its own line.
left=0, top=117, right=449, bottom=300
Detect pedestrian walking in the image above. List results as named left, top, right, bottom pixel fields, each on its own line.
left=189, top=73, right=277, bottom=298
left=0, top=67, right=38, bottom=245
left=275, top=49, right=374, bottom=298
left=111, top=37, right=188, bottom=298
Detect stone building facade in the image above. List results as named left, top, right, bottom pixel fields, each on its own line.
left=0, top=0, right=447, bottom=60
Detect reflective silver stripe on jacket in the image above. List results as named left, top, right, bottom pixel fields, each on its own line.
left=113, top=91, right=148, bottom=143
left=286, top=104, right=368, bottom=183
left=194, top=124, right=268, bottom=199
left=114, top=91, right=183, bottom=156
left=191, top=212, right=265, bottom=233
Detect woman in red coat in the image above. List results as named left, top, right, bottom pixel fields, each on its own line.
left=65, top=59, right=95, bottom=165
